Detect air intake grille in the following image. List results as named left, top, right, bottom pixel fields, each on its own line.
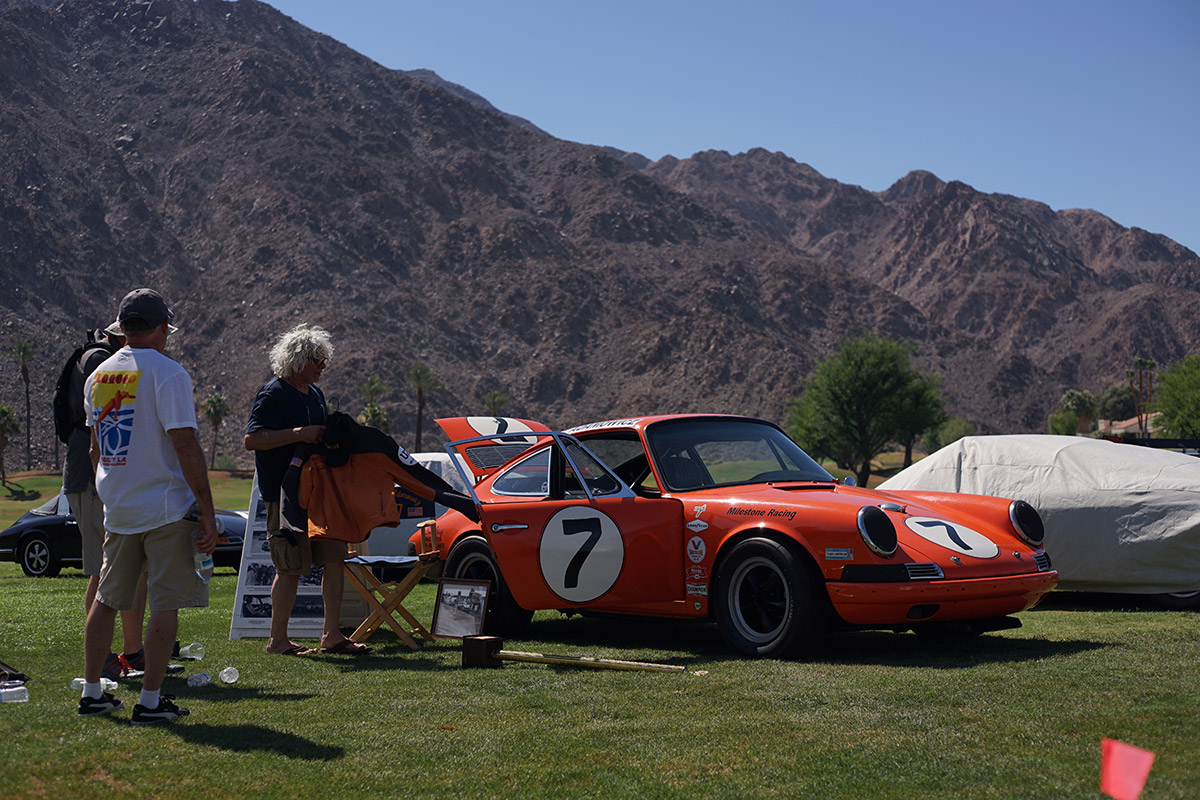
left=466, top=443, right=534, bottom=471
left=1034, top=552, right=1052, bottom=571
left=905, top=563, right=945, bottom=580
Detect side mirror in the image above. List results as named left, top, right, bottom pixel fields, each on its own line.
left=841, top=475, right=857, bottom=487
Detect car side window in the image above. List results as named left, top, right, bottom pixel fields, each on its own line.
left=565, top=442, right=621, bottom=497
left=492, top=447, right=552, bottom=497
left=575, top=434, right=657, bottom=495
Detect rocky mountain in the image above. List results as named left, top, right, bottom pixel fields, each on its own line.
left=646, top=149, right=1200, bottom=395
left=1, top=0, right=1196, bottom=471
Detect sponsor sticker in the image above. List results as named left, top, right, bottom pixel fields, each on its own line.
left=565, top=418, right=644, bottom=433
left=686, top=582, right=709, bottom=597
left=687, top=565, right=709, bottom=581
left=825, top=548, right=854, bottom=561
left=687, top=536, right=707, bottom=563
left=686, top=519, right=709, bottom=533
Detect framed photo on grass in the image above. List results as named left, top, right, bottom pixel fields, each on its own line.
left=432, top=579, right=491, bottom=638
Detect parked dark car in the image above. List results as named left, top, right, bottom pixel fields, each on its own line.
left=0, top=492, right=247, bottom=577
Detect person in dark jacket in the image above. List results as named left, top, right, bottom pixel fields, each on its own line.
left=244, top=324, right=368, bottom=656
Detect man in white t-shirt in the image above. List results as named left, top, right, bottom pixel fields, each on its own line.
left=78, top=289, right=218, bottom=725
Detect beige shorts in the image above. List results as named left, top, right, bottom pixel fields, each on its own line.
left=266, top=501, right=346, bottom=576
left=96, top=519, right=208, bottom=612
left=66, top=487, right=105, bottom=576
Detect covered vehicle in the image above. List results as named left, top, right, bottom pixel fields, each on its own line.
left=878, top=435, right=1200, bottom=609
left=0, top=491, right=247, bottom=577
left=419, top=415, right=1056, bottom=657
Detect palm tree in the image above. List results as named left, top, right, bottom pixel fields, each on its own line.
left=358, top=375, right=390, bottom=405
left=357, top=375, right=391, bottom=432
left=5, top=339, right=37, bottom=470
left=0, top=403, right=18, bottom=485
left=404, top=363, right=442, bottom=451
left=1059, top=389, right=1097, bottom=435
left=200, top=392, right=232, bottom=470
left=1128, top=358, right=1157, bottom=437
left=482, top=389, right=512, bottom=417
left=357, top=402, right=390, bottom=433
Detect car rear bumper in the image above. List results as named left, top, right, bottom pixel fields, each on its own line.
left=827, top=570, right=1058, bottom=624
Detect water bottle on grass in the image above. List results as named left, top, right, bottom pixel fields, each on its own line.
left=187, top=672, right=211, bottom=687
left=178, top=642, right=205, bottom=661
left=1, top=681, right=29, bottom=703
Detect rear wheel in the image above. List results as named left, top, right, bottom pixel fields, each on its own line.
left=20, top=531, right=61, bottom=577
left=714, top=537, right=826, bottom=658
left=444, top=536, right=533, bottom=636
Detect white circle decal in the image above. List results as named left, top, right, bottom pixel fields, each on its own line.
left=904, top=517, right=999, bottom=559
left=466, top=416, right=539, bottom=444
left=539, top=508, right=624, bottom=603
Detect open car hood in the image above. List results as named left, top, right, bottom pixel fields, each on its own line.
left=435, top=417, right=551, bottom=485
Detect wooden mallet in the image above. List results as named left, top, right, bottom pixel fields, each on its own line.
left=462, top=635, right=692, bottom=673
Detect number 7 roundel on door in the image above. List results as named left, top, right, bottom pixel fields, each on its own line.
left=538, top=507, right=625, bottom=603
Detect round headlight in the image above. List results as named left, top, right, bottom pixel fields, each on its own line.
left=1009, top=500, right=1044, bottom=545
left=857, top=506, right=897, bottom=557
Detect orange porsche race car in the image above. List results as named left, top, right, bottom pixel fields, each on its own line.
left=419, top=415, right=1057, bottom=658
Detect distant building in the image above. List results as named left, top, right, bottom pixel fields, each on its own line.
left=1096, top=412, right=1161, bottom=438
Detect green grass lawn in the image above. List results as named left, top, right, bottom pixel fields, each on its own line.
left=1, top=560, right=1196, bottom=799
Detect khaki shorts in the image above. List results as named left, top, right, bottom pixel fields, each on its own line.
left=66, top=487, right=105, bottom=576
left=265, top=501, right=346, bottom=576
left=96, top=519, right=208, bottom=612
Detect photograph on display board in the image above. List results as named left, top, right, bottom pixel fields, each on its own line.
left=432, top=579, right=490, bottom=638
left=241, top=594, right=272, bottom=618
left=245, top=562, right=277, bottom=587
left=230, top=475, right=328, bottom=639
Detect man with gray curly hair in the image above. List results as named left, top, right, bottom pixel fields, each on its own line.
left=244, top=323, right=369, bottom=655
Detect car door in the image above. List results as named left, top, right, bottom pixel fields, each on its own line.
left=477, top=435, right=685, bottom=610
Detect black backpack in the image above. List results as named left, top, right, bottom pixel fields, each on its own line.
left=52, top=332, right=115, bottom=444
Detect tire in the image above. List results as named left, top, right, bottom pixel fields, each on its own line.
left=714, top=537, right=826, bottom=658
left=444, top=536, right=533, bottom=636
left=20, top=531, right=62, bottom=578
left=1153, top=591, right=1200, bottom=611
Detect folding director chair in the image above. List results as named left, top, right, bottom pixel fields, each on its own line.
left=342, top=522, right=441, bottom=650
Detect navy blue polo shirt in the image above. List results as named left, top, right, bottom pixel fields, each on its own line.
left=245, top=377, right=327, bottom=501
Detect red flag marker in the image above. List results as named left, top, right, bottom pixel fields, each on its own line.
left=1101, top=738, right=1155, bottom=800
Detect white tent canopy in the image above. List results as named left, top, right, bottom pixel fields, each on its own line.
left=878, top=435, right=1200, bottom=595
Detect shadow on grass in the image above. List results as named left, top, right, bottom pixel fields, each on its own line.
left=1, top=482, right=41, bottom=502
left=1032, top=590, right=1186, bottom=612
left=165, top=722, right=344, bottom=759
left=811, top=629, right=1109, bottom=668
left=472, top=612, right=1111, bottom=670
left=88, top=713, right=343, bottom=759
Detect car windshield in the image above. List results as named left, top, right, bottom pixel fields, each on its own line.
left=646, top=418, right=834, bottom=491
left=31, top=493, right=62, bottom=516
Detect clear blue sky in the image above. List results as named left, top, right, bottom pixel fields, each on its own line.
left=263, top=0, right=1200, bottom=255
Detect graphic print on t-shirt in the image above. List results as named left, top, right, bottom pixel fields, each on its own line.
left=91, top=370, right=141, bottom=468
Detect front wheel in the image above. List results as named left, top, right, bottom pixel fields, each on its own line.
left=714, top=537, right=826, bottom=658
left=444, top=536, right=533, bottom=636
left=20, top=531, right=62, bottom=577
